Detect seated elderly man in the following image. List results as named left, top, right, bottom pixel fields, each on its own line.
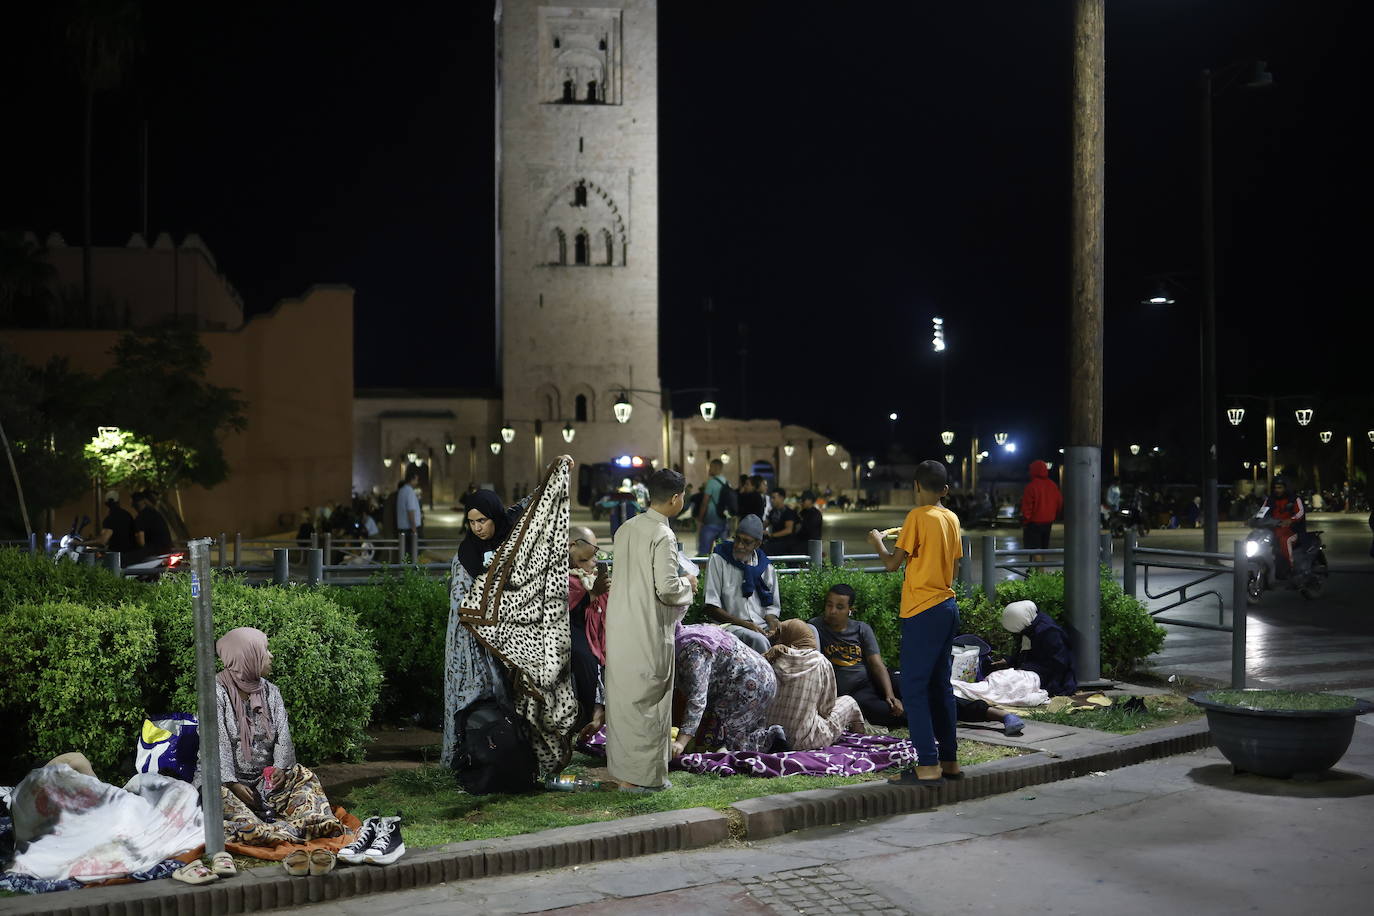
left=703, top=514, right=779, bottom=654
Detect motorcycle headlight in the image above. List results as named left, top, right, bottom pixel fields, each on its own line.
left=1245, top=541, right=1260, bottom=558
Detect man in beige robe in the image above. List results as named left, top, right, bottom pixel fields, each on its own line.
left=605, top=469, right=698, bottom=791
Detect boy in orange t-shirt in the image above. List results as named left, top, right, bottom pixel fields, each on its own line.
left=868, top=459, right=963, bottom=786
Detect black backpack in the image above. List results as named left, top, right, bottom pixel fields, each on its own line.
left=714, top=480, right=739, bottom=519
left=451, top=699, right=539, bottom=795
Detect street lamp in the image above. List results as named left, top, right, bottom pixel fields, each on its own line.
left=562, top=423, right=575, bottom=444
left=1368, top=430, right=1374, bottom=444
left=839, top=460, right=849, bottom=470
left=489, top=442, right=502, bottom=455
left=867, top=458, right=876, bottom=469
left=407, top=450, right=419, bottom=464
left=888, top=412, right=898, bottom=421
left=444, top=436, right=456, bottom=455
left=931, top=316, right=945, bottom=352
left=719, top=451, right=730, bottom=465
left=994, top=432, right=1008, bottom=446
left=613, top=392, right=632, bottom=424
left=699, top=400, right=717, bottom=421
left=1319, top=430, right=1332, bottom=444
left=500, top=425, right=515, bottom=444
left=1227, top=407, right=1245, bottom=426
left=941, top=430, right=955, bottom=446
left=686, top=451, right=694, bottom=464
left=1129, top=444, right=1141, bottom=455
left=783, top=442, right=795, bottom=457
left=1004, top=442, right=1017, bottom=454
left=945, top=453, right=955, bottom=464
left=825, top=443, right=837, bottom=456
left=383, top=456, right=393, bottom=468
left=1294, top=408, right=1314, bottom=427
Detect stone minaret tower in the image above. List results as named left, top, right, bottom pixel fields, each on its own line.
left=496, top=1, right=661, bottom=495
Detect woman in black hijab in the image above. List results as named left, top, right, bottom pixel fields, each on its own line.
left=441, top=488, right=530, bottom=768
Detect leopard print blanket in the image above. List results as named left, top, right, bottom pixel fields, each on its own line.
left=458, top=457, right=577, bottom=774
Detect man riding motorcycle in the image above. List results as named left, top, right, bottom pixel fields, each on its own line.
left=1255, top=476, right=1305, bottom=578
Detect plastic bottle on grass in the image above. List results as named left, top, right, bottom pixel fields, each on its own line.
left=544, top=774, right=600, bottom=792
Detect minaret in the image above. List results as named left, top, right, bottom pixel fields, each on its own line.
left=496, top=0, right=661, bottom=496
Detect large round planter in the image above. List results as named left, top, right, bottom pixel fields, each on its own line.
left=1189, top=690, right=1372, bottom=779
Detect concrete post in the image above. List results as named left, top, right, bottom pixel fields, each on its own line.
left=1232, top=540, right=1248, bottom=688
left=1123, top=528, right=1137, bottom=598
left=82, top=551, right=97, bottom=567
left=982, top=535, right=997, bottom=600
left=273, top=548, right=289, bottom=585
left=828, top=539, right=845, bottom=568
left=28, top=532, right=37, bottom=554
left=958, top=535, right=973, bottom=586
left=233, top=532, right=241, bottom=568
left=808, top=539, right=823, bottom=570
left=187, top=537, right=224, bottom=856
left=104, top=551, right=121, bottom=576
left=307, top=548, right=324, bottom=585
left=217, top=533, right=226, bottom=568
left=324, top=532, right=333, bottom=566
left=1099, top=531, right=1112, bottom=571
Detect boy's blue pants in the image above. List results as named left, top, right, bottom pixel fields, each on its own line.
left=900, top=597, right=960, bottom=766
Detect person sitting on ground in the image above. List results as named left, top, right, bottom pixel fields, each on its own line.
left=672, top=624, right=786, bottom=756
left=209, top=627, right=344, bottom=846
left=1001, top=600, right=1078, bottom=696
left=703, top=514, right=780, bottom=654
left=568, top=525, right=610, bottom=743
left=764, top=619, right=867, bottom=750
left=809, top=584, right=905, bottom=728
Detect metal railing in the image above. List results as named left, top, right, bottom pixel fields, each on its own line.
left=1122, top=529, right=1247, bottom=688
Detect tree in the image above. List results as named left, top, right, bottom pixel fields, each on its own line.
left=85, top=328, right=248, bottom=535
left=0, top=347, right=100, bottom=537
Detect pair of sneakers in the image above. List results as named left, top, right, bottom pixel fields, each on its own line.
left=338, top=814, right=405, bottom=866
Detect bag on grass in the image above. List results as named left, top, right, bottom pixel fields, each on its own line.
left=451, top=699, right=539, bottom=795
left=951, top=645, right=981, bottom=683
left=135, top=713, right=199, bottom=783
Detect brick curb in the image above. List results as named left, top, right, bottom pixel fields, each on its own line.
left=729, top=719, right=1213, bottom=839
left=0, top=721, right=1211, bottom=916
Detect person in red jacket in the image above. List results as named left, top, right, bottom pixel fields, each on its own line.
left=1020, top=459, right=1063, bottom=559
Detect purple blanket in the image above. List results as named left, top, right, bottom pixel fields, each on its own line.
left=578, top=730, right=914, bottom=778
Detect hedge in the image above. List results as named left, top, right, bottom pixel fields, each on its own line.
left=0, top=550, right=382, bottom=782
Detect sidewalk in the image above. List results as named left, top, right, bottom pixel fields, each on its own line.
left=268, top=719, right=1374, bottom=916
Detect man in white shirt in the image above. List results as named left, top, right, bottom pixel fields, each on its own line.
left=396, top=468, right=423, bottom=560
left=703, top=514, right=780, bottom=654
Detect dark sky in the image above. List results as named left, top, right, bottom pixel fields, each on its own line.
left=4, top=0, right=1369, bottom=476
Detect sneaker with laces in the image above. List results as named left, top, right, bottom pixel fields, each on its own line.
left=362, top=815, right=405, bottom=865
left=337, top=816, right=380, bottom=865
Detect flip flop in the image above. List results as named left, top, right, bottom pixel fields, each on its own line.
left=309, top=849, right=336, bottom=876
left=209, top=851, right=237, bottom=877
left=617, top=779, right=672, bottom=794
left=172, top=862, right=218, bottom=885
left=283, top=850, right=310, bottom=877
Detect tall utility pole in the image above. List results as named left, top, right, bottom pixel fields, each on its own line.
left=1199, top=69, right=1221, bottom=555
left=1065, top=0, right=1105, bottom=684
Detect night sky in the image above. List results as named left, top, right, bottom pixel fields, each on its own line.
left=3, top=0, right=1368, bottom=478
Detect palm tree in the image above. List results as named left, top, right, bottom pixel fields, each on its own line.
left=66, top=0, right=142, bottom=327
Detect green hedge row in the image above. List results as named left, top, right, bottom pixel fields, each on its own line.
left=0, top=550, right=383, bottom=783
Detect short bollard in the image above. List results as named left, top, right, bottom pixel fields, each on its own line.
left=1123, top=529, right=1137, bottom=598
left=829, top=539, right=845, bottom=567
left=307, top=548, right=324, bottom=585
left=808, top=539, right=823, bottom=570
left=982, top=535, right=997, bottom=599
left=233, top=532, right=242, bottom=568
left=958, top=535, right=973, bottom=586
left=217, top=533, right=227, bottom=568
left=104, top=551, right=122, bottom=576
left=1099, top=532, right=1112, bottom=569
left=272, top=548, right=290, bottom=585
left=1232, top=540, right=1248, bottom=688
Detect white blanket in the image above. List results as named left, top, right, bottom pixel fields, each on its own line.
left=8, top=765, right=203, bottom=882
left=952, top=669, right=1048, bottom=708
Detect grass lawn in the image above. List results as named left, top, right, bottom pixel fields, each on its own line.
left=337, top=739, right=1023, bottom=850
left=1017, top=693, right=1201, bottom=734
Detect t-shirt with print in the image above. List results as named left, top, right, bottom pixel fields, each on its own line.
left=808, top=616, right=881, bottom=694
left=895, top=503, right=962, bottom=617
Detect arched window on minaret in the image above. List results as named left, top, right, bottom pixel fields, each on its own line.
left=587, top=80, right=599, bottom=103
left=574, top=230, right=590, bottom=265
left=550, top=228, right=567, bottom=265
left=545, top=393, right=556, bottom=420
left=573, top=181, right=587, bottom=207
left=562, top=78, right=574, bottom=103
left=600, top=229, right=614, bottom=266
left=575, top=394, right=588, bottom=422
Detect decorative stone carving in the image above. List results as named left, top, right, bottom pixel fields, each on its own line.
left=538, top=7, right=622, bottom=105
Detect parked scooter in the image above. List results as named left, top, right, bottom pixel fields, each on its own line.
left=54, top=515, right=95, bottom=563
left=52, top=515, right=185, bottom=581
left=1244, top=516, right=1328, bottom=603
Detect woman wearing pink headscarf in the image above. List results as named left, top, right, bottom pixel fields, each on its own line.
left=211, top=627, right=343, bottom=846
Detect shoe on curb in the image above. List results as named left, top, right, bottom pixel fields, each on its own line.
left=338, top=816, right=379, bottom=865
left=363, top=815, right=406, bottom=865
left=887, top=768, right=945, bottom=788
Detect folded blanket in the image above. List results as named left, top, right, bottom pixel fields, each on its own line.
left=580, top=729, right=914, bottom=778
left=951, top=668, right=1048, bottom=708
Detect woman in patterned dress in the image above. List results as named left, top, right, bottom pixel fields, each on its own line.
left=210, top=627, right=343, bottom=846
left=764, top=619, right=868, bottom=751
left=672, top=624, right=785, bottom=754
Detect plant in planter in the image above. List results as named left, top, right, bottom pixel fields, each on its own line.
left=1189, top=689, right=1372, bottom=779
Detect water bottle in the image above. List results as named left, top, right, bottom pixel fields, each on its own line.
left=544, top=774, right=600, bottom=792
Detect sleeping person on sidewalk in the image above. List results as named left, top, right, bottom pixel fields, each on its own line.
left=702, top=514, right=780, bottom=654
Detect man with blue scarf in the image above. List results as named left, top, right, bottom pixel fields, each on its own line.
left=703, top=514, right=780, bottom=654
